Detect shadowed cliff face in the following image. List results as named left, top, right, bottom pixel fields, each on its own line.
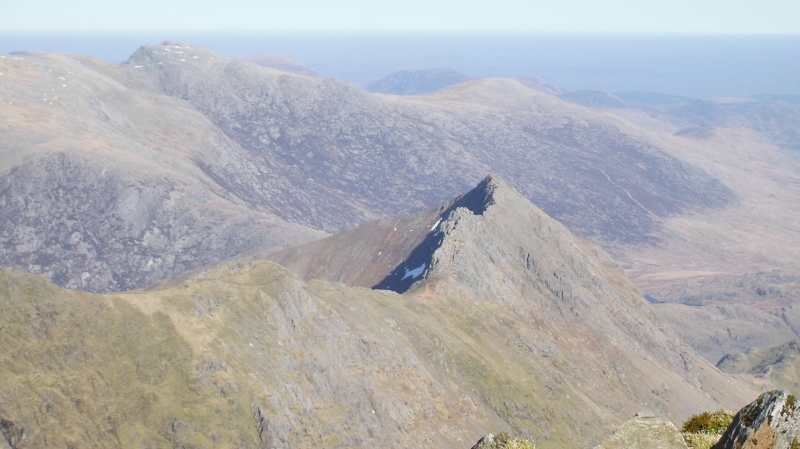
left=0, top=177, right=755, bottom=449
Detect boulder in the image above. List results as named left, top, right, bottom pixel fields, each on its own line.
left=593, top=411, right=689, bottom=449
left=713, top=390, right=800, bottom=449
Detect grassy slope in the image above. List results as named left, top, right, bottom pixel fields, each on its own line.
left=0, top=258, right=754, bottom=449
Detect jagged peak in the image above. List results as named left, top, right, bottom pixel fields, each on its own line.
left=445, top=173, right=516, bottom=216
left=373, top=174, right=543, bottom=294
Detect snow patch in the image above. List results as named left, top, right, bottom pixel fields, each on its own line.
left=402, top=263, right=426, bottom=280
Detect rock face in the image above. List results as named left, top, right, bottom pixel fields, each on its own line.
left=593, top=412, right=688, bottom=449
left=713, top=390, right=800, bottom=449
left=269, top=175, right=756, bottom=447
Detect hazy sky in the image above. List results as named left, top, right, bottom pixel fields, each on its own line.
left=4, top=0, right=800, bottom=34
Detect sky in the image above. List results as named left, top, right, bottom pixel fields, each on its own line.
left=4, top=0, right=800, bottom=34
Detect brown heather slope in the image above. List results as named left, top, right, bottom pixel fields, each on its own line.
left=0, top=177, right=756, bottom=449
left=0, top=52, right=325, bottom=293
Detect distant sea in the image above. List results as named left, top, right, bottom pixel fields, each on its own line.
left=1, top=33, right=799, bottom=98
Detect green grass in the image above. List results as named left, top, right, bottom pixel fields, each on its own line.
left=681, top=409, right=734, bottom=449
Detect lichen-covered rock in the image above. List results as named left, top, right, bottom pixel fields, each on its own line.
left=713, top=390, right=800, bottom=449
left=593, top=411, right=689, bottom=449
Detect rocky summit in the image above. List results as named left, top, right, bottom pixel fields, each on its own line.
left=270, top=175, right=756, bottom=446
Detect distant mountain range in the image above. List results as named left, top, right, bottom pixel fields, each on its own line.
left=234, top=52, right=320, bottom=77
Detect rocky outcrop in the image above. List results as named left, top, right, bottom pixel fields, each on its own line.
left=713, top=390, right=800, bottom=449
left=269, top=175, right=756, bottom=447
left=0, top=416, right=26, bottom=449
left=593, top=411, right=688, bottom=449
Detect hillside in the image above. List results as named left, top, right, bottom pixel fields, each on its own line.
left=0, top=51, right=325, bottom=293
left=0, top=176, right=756, bottom=449
left=717, top=339, right=800, bottom=396
left=234, top=53, right=320, bottom=77
left=363, top=68, right=474, bottom=95
left=124, top=41, right=736, bottom=244
left=650, top=271, right=800, bottom=362
left=0, top=43, right=743, bottom=293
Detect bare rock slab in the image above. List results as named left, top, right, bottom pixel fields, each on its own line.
left=594, top=412, right=688, bottom=449
left=714, top=390, right=800, bottom=449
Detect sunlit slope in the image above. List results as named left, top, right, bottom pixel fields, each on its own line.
left=125, top=41, right=736, bottom=244
left=0, top=52, right=324, bottom=293
left=0, top=177, right=756, bottom=449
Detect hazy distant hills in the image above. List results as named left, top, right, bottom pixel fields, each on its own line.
left=558, top=89, right=629, bottom=109
left=363, top=68, right=474, bottom=95
left=555, top=88, right=800, bottom=152
left=362, top=71, right=565, bottom=97
left=0, top=42, right=744, bottom=292
left=508, top=75, right=566, bottom=95
left=234, top=52, right=320, bottom=77
left=0, top=177, right=756, bottom=449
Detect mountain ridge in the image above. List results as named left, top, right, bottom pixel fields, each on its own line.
left=0, top=175, right=757, bottom=448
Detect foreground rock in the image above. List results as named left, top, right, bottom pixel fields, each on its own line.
left=713, top=390, right=800, bottom=449
left=593, top=411, right=688, bottom=449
